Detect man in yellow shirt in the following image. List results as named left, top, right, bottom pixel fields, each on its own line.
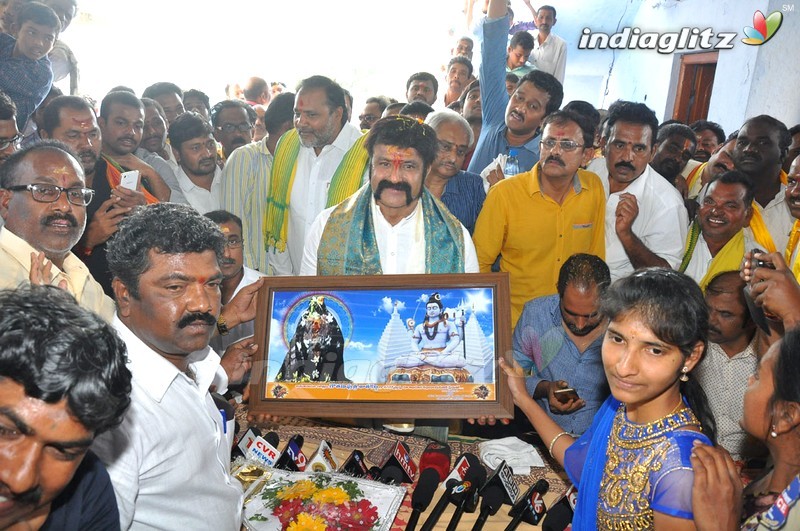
left=0, top=142, right=114, bottom=320
left=473, top=110, right=605, bottom=327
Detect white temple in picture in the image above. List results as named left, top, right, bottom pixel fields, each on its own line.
left=372, top=303, right=494, bottom=383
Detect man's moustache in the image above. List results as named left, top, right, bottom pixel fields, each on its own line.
left=545, top=156, right=565, bottom=166
left=177, top=312, right=217, bottom=328
left=42, top=213, right=78, bottom=226
left=614, top=161, right=636, bottom=171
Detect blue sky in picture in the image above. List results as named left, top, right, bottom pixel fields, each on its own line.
left=266, top=287, right=495, bottom=381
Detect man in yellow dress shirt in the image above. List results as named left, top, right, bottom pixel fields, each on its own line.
left=0, top=141, right=114, bottom=320
left=473, top=110, right=605, bottom=327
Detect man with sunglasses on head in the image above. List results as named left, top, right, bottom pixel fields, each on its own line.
left=474, top=110, right=605, bottom=327
left=0, top=141, right=115, bottom=320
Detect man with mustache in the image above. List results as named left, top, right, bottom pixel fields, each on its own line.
left=141, top=82, right=184, bottom=126
left=265, top=75, right=366, bottom=276
left=685, top=133, right=736, bottom=200
left=98, top=90, right=171, bottom=202
left=679, top=171, right=754, bottom=290
left=467, top=0, right=563, bottom=179
left=423, top=110, right=485, bottom=234
left=511, top=254, right=610, bottom=436
left=40, top=95, right=155, bottom=296
left=474, top=110, right=605, bottom=327
left=300, top=114, right=478, bottom=275
left=732, top=114, right=794, bottom=252
left=690, top=120, right=726, bottom=164
left=168, top=111, right=223, bottom=214
left=0, top=141, right=115, bottom=320
left=694, top=271, right=760, bottom=461
left=649, top=122, right=697, bottom=187
left=0, top=285, right=131, bottom=531
left=210, top=99, right=256, bottom=162
left=92, top=203, right=259, bottom=530
left=587, top=100, right=689, bottom=281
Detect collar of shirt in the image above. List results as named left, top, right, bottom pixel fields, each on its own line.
left=300, top=122, right=362, bottom=159
left=370, top=194, right=421, bottom=228
left=112, top=315, right=221, bottom=403
left=176, top=165, right=222, bottom=195
left=763, top=183, right=788, bottom=211
left=708, top=336, right=758, bottom=361
left=608, top=163, right=654, bottom=198
left=527, top=163, right=584, bottom=197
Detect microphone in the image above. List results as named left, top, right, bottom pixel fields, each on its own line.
left=246, top=431, right=281, bottom=467
left=505, top=479, right=549, bottom=530
left=379, top=441, right=417, bottom=484
left=471, top=460, right=519, bottom=531
left=405, top=443, right=452, bottom=531
left=339, top=450, right=370, bottom=478
left=274, top=434, right=306, bottom=471
left=307, top=440, right=338, bottom=472
left=542, top=484, right=577, bottom=531
left=231, top=426, right=261, bottom=460
left=420, top=453, right=482, bottom=531
left=445, top=460, right=487, bottom=531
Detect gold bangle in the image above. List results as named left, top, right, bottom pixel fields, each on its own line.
left=548, top=431, right=569, bottom=455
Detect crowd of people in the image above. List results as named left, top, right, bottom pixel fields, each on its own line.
left=1, top=0, right=800, bottom=529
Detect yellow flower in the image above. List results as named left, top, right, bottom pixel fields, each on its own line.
left=277, top=480, right=318, bottom=501
left=287, top=513, right=327, bottom=531
left=311, top=486, right=350, bottom=505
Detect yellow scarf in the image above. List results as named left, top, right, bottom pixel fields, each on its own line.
left=680, top=220, right=745, bottom=291
left=785, top=219, right=800, bottom=281
left=685, top=162, right=706, bottom=198
left=264, top=130, right=368, bottom=252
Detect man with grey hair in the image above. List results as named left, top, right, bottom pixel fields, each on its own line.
left=424, top=110, right=485, bottom=234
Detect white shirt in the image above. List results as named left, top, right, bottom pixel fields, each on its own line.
left=530, top=31, right=567, bottom=83
left=92, top=317, right=243, bottom=531
left=683, top=231, right=754, bottom=285
left=209, top=266, right=264, bottom=353
left=174, top=165, right=223, bottom=214
left=269, top=122, right=364, bottom=276
left=300, top=196, right=479, bottom=275
left=758, top=185, right=793, bottom=252
left=588, top=158, right=689, bottom=281
left=695, top=339, right=759, bottom=460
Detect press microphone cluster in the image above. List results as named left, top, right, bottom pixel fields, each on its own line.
left=471, top=460, right=519, bottom=531
left=406, top=442, right=452, bottom=531
left=419, top=453, right=485, bottom=531
left=505, top=479, right=550, bottom=530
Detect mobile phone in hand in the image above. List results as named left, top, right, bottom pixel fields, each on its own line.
left=119, top=170, right=140, bottom=190
left=554, top=388, right=579, bottom=402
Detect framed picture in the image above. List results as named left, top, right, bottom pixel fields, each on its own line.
left=248, top=273, right=513, bottom=419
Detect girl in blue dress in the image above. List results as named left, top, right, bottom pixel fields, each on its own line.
left=500, top=268, right=717, bottom=530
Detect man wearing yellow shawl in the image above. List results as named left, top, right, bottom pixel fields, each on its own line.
left=680, top=171, right=754, bottom=291
left=265, top=76, right=366, bottom=276
left=299, top=115, right=478, bottom=276
left=732, top=115, right=794, bottom=252
left=784, top=157, right=800, bottom=281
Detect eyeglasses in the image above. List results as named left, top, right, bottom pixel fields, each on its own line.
left=438, top=140, right=469, bottom=158
left=540, top=139, right=585, bottom=152
left=6, top=183, right=94, bottom=206
left=215, top=123, right=253, bottom=134
left=0, top=133, right=22, bottom=151
left=224, top=237, right=243, bottom=249
left=359, top=114, right=379, bottom=125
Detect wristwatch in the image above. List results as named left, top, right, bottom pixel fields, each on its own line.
left=216, top=313, right=230, bottom=335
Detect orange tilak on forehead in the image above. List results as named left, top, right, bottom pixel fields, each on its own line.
left=70, top=117, right=95, bottom=131
left=386, top=146, right=415, bottom=170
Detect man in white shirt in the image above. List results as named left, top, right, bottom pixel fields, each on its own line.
left=265, top=75, right=366, bottom=276
left=694, top=271, right=761, bottom=461
left=301, top=115, right=478, bottom=276
left=587, top=100, right=689, bottom=281
left=92, top=203, right=247, bottom=530
left=529, top=5, right=567, bottom=83
left=168, top=111, right=222, bottom=214
left=680, top=171, right=754, bottom=290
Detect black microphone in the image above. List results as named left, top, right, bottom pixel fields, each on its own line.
left=445, top=461, right=487, bottom=531
left=505, top=479, right=549, bottom=530
left=274, top=434, right=306, bottom=471
left=471, top=460, right=519, bottom=531
left=419, top=479, right=460, bottom=531
left=339, top=450, right=370, bottom=478
left=542, top=484, right=577, bottom=531
left=405, top=442, right=452, bottom=531
left=379, top=441, right=417, bottom=484
left=379, top=465, right=404, bottom=485
left=420, top=453, right=482, bottom=531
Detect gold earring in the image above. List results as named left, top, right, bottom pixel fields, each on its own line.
left=679, top=366, right=689, bottom=382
